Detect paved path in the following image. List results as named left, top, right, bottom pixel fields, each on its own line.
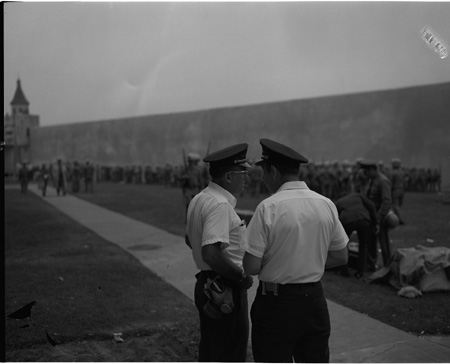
left=18, top=184, right=450, bottom=362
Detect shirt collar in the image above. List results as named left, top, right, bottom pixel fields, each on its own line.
left=208, top=181, right=237, bottom=208
left=277, top=181, right=309, bottom=193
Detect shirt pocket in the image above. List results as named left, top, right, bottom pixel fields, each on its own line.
left=230, top=216, right=246, bottom=245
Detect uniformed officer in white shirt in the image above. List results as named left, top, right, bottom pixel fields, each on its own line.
left=185, top=143, right=254, bottom=362
left=242, top=139, right=349, bottom=363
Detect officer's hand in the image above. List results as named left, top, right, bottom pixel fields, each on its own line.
left=238, top=275, right=253, bottom=290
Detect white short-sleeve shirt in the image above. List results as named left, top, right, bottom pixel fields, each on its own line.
left=186, top=182, right=246, bottom=271
left=242, top=181, right=348, bottom=284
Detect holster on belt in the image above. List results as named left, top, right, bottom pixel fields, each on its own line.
left=198, top=272, right=235, bottom=319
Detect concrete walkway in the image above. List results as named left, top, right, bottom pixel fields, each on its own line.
left=18, top=184, right=450, bottom=362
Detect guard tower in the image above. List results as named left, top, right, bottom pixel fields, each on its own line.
left=4, top=79, right=40, bottom=176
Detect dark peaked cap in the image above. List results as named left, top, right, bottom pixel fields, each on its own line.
left=255, top=139, right=308, bottom=167
left=203, top=143, right=251, bottom=168
left=359, top=159, right=378, bottom=168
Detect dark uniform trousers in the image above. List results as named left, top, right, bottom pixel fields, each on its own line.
left=194, top=271, right=249, bottom=362
left=251, top=281, right=330, bottom=363
left=367, top=219, right=392, bottom=268
left=378, top=221, right=392, bottom=266
left=343, top=219, right=375, bottom=273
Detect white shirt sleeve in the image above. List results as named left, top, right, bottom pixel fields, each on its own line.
left=202, top=202, right=231, bottom=247
left=329, top=202, right=349, bottom=251
left=242, top=204, right=267, bottom=258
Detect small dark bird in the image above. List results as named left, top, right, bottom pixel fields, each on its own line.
left=46, top=329, right=58, bottom=347
left=7, top=301, right=36, bottom=320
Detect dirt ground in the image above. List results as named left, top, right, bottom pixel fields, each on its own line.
left=5, top=323, right=256, bottom=362
left=6, top=324, right=201, bottom=362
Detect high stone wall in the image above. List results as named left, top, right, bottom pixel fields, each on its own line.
left=30, top=82, right=450, bottom=168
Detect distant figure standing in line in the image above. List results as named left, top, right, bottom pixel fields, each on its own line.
left=18, top=162, right=29, bottom=194
left=390, top=158, right=406, bottom=225
left=71, top=161, right=82, bottom=193
left=181, top=153, right=203, bottom=211
left=40, top=164, right=50, bottom=197
left=84, top=160, right=95, bottom=193
left=55, top=159, right=68, bottom=196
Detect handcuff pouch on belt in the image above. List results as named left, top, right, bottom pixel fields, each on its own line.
left=261, top=281, right=279, bottom=296
left=203, top=276, right=235, bottom=319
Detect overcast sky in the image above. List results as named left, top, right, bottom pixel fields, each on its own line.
left=4, top=1, right=450, bottom=126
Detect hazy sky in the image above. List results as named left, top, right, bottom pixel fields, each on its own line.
left=4, top=1, right=450, bottom=126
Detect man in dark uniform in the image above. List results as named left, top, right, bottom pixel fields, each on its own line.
left=243, top=139, right=348, bottom=363
left=181, top=153, right=204, bottom=211
left=185, top=143, right=254, bottom=362
left=55, top=159, right=68, bottom=196
left=335, top=192, right=378, bottom=278
left=71, top=161, right=81, bottom=193
left=352, top=159, right=368, bottom=193
left=359, top=160, right=393, bottom=268
left=247, top=162, right=264, bottom=198
left=84, top=160, right=95, bottom=193
left=18, top=162, right=29, bottom=194
left=40, top=163, right=50, bottom=197
left=390, top=158, right=406, bottom=225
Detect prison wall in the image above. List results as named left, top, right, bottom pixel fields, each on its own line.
left=30, top=82, right=450, bottom=168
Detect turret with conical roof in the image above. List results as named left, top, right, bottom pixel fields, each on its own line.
left=10, top=78, right=29, bottom=115
left=4, top=78, right=39, bottom=175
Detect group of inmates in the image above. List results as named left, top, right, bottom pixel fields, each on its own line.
left=19, top=157, right=439, bottom=197
left=14, top=155, right=440, bottom=208
left=16, top=159, right=95, bottom=196
left=44, top=158, right=440, bottom=196
left=15, top=155, right=441, bottom=211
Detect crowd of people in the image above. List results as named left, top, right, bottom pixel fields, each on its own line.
left=16, top=159, right=95, bottom=197
left=97, top=159, right=441, bottom=198
left=15, top=156, right=442, bottom=201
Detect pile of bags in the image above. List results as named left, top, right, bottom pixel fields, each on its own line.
left=367, top=245, right=450, bottom=298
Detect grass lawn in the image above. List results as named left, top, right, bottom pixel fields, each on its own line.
left=74, top=182, right=450, bottom=336
left=322, top=189, right=450, bottom=336
left=5, top=188, right=199, bottom=358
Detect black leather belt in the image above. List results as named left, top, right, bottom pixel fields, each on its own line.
left=260, top=281, right=319, bottom=296
left=196, top=270, right=215, bottom=279
left=196, top=270, right=238, bottom=288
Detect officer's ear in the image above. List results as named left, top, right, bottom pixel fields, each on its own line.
left=224, top=171, right=233, bottom=184
left=270, top=164, right=279, bottom=179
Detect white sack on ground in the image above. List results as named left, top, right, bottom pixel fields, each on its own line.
left=367, top=245, right=450, bottom=293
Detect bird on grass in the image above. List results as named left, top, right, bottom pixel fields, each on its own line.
left=7, top=300, right=36, bottom=328
left=46, top=329, right=58, bottom=347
